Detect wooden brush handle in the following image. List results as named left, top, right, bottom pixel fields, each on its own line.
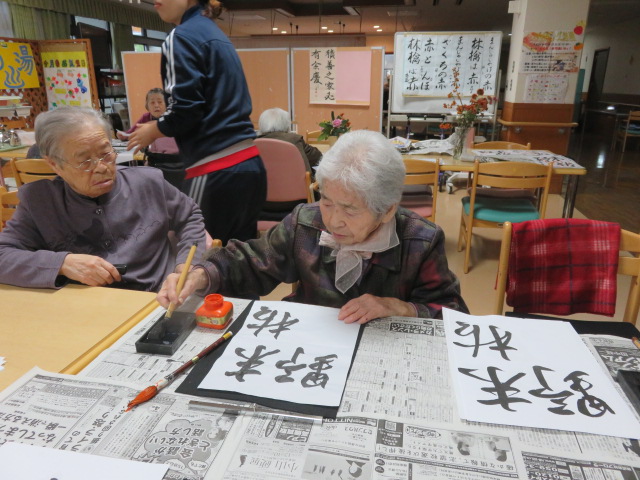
left=166, top=243, right=198, bottom=318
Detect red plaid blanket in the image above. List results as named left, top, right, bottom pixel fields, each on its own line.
left=506, top=218, right=620, bottom=316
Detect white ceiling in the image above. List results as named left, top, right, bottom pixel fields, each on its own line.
left=113, top=0, right=640, bottom=38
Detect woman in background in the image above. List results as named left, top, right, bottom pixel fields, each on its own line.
left=128, top=0, right=266, bottom=244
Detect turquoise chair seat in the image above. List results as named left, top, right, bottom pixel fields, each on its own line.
left=462, top=196, right=540, bottom=223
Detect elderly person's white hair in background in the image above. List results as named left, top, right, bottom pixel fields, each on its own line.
left=35, top=107, right=112, bottom=165
left=315, top=130, right=406, bottom=217
left=258, top=107, right=291, bottom=134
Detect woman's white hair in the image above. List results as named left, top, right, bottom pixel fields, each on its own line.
left=315, top=130, right=406, bottom=217
left=258, top=108, right=291, bottom=134
left=35, top=107, right=112, bottom=166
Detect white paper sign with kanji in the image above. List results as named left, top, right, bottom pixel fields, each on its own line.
left=199, top=301, right=360, bottom=406
left=443, top=309, right=640, bottom=439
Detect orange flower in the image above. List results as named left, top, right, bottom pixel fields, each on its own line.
left=442, top=67, right=494, bottom=129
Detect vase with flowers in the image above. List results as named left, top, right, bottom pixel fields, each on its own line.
left=442, top=67, right=493, bottom=159
left=318, top=111, right=351, bottom=144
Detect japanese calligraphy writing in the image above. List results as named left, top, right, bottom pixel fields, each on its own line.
left=310, top=47, right=337, bottom=104
left=401, top=33, right=500, bottom=97
left=200, top=301, right=361, bottom=408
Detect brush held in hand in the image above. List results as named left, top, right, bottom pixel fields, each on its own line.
left=166, top=242, right=198, bottom=318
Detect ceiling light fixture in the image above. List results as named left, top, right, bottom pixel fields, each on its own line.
left=377, top=28, right=382, bottom=32
left=281, top=30, right=287, bottom=34
left=373, top=25, right=380, bottom=28
left=321, top=26, right=327, bottom=30
left=328, top=29, right=334, bottom=33
left=344, top=6, right=359, bottom=16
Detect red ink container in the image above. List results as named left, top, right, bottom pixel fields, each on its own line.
left=195, top=294, right=233, bottom=329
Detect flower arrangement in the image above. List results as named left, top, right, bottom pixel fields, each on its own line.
left=438, top=122, right=453, bottom=140
left=442, top=67, right=493, bottom=129
left=318, top=111, right=351, bottom=140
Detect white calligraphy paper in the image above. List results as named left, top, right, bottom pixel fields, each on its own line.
left=401, top=32, right=500, bottom=97
left=199, top=301, right=360, bottom=406
left=309, top=47, right=337, bottom=104
left=443, top=309, right=640, bottom=439
left=0, top=442, right=168, bottom=480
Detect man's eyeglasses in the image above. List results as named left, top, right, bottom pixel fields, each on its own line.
left=63, top=150, right=118, bottom=172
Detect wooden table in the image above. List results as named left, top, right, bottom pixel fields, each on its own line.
left=0, top=284, right=157, bottom=391
left=407, top=150, right=587, bottom=218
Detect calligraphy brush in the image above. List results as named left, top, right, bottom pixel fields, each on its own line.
left=166, top=242, right=198, bottom=319
left=126, top=331, right=233, bottom=411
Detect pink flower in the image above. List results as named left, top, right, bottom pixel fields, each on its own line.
left=332, top=119, right=342, bottom=127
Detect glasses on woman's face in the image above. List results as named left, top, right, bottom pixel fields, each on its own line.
left=63, top=150, right=118, bottom=172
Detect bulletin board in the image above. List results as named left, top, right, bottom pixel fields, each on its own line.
left=237, top=49, right=290, bottom=128
left=122, top=51, right=162, bottom=126
left=391, top=31, right=501, bottom=114
left=39, top=39, right=99, bottom=111
left=293, top=47, right=384, bottom=136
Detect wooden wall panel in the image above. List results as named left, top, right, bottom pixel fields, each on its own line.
left=122, top=52, right=162, bottom=126
left=237, top=49, right=290, bottom=128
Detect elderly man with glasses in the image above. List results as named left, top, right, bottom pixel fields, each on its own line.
left=0, top=107, right=206, bottom=291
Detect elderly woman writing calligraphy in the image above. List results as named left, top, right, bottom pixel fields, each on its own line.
left=158, top=130, right=468, bottom=322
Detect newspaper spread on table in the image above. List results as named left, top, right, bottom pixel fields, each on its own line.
left=1, top=306, right=639, bottom=479
left=471, top=149, right=583, bottom=169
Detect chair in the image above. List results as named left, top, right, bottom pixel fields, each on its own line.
left=615, top=110, right=640, bottom=153
left=400, top=158, right=440, bottom=223
left=457, top=160, right=552, bottom=273
left=495, top=220, right=640, bottom=324
left=474, top=141, right=531, bottom=150
left=254, top=138, right=313, bottom=232
left=10, top=158, right=57, bottom=187
left=305, top=129, right=330, bottom=145
left=0, top=186, right=19, bottom=232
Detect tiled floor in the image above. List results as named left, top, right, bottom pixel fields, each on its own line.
left=262, top=134, right=638, bottom=327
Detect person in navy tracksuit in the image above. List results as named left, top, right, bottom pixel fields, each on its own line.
left=128, top=0, right=266, bottom=244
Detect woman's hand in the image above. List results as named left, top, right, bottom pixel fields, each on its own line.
left=338, top=294, right=415, bottom=324
left=156, top=268, right=209, bottom=308
left=60, top=254, right=121, bottom=286
left=127, top=121, right=162, bottom=153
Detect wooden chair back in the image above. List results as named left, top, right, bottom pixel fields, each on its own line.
left=496, top=221, right=640, bottom=324
left=457, top=160, right=553, bottom=273
left=616, top=110, right=640, bottom=152
left=474, top=141, right=531, bottom=150
left=400, top=158, right=440, bottom=223
left=0, top=186, right=19, bottom=232
left=305, top=129, right=331, bottom=145
left=10, top=158, right=57, bottom=187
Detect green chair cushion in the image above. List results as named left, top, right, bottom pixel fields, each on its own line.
left=462, top=196, right=540, bottom=223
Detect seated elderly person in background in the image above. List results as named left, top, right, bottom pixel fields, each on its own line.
left=0, top=107, right=206, bottom=291
left=159, top=130, right=467, bottom=323
left=257, top=107, right=322, bottom=171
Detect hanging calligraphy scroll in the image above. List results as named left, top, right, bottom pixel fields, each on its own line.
left=309, top=47, right=372, bottom=105
left=391, top=31, right=502, bottom=114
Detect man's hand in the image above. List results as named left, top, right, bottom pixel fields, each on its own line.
left=59, top=254, right=122, bottom=286
left=127, top=121, right=162, bottom=154
left=338, top=294, right=415, bottom=324
left=157, top=268, right=209, bottom=308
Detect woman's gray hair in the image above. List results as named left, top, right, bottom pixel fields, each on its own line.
left=258, top=108, right=291, bottom=134
left=315, top=130, right=406, bottom=217
left=35, top=107, right=112, bottom=165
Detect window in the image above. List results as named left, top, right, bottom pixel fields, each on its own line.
left=131, top=26, right=167, bottom=51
